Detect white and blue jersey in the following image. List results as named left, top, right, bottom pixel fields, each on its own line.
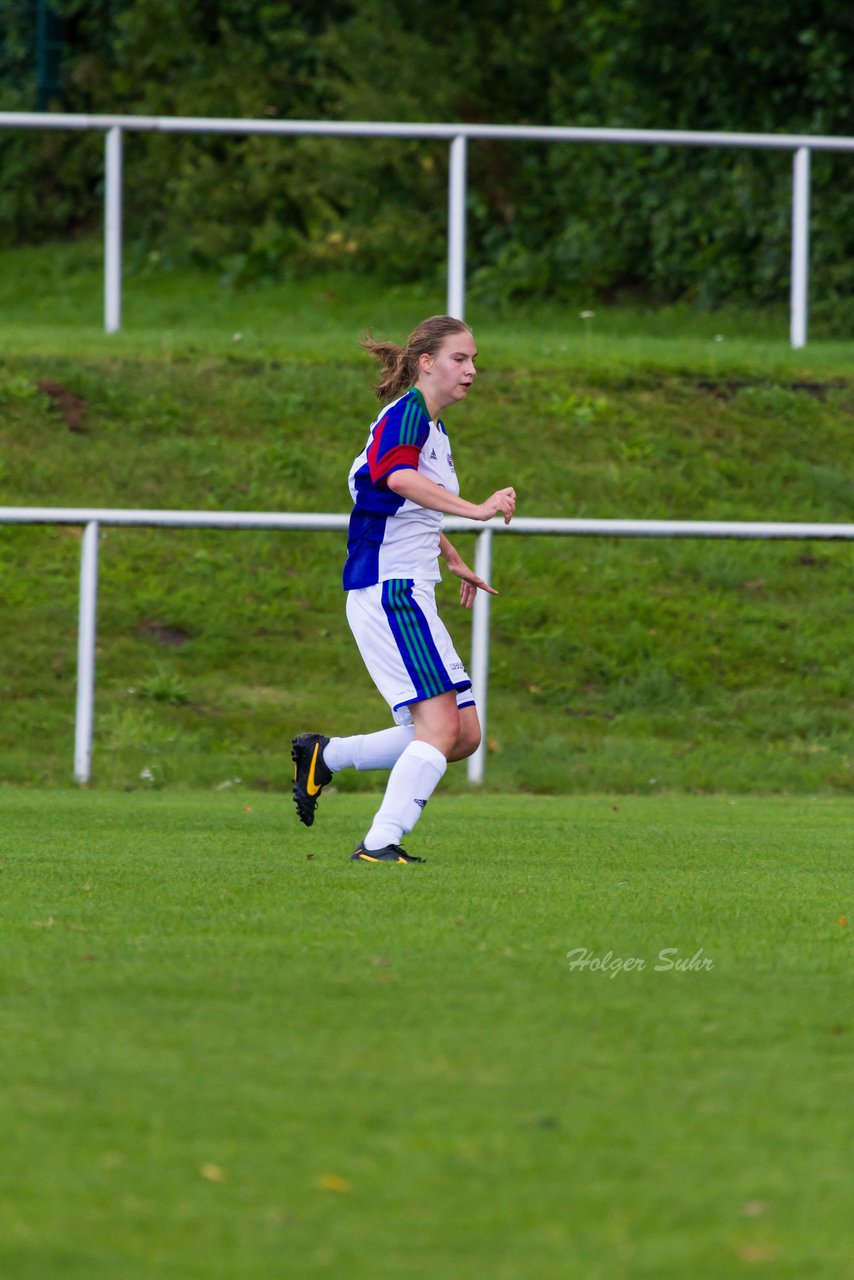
left=342, top=386, right=473, bottom=717
left=343, top=387, right=459, bottom=591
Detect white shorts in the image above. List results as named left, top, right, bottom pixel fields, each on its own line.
left=346, top=579, right=475, bottom=727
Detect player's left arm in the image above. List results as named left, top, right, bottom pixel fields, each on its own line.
left=439, top=533, right=498, bottom=609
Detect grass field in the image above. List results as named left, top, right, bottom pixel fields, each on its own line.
left=1, top=789, right=852, bottom=1279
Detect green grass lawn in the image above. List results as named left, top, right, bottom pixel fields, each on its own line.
left=1, top=790, right=852, bottom=1279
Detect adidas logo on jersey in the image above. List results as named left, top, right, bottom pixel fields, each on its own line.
left=429, top=448, right=438, bottom=460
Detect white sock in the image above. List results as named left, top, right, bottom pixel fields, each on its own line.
left=323, top=725, right=415, bottom=773
left=363, top=740, right=447, bottom=851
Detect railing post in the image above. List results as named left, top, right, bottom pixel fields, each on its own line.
left=467, top=526, right=492, bottom=784
left=790, top=146, right=810, bottom=349
left=74, top=521, right=99, bottom=783
left=104, top=125, right=123, bottom=333
left=447, top=134, right=467, bottom=321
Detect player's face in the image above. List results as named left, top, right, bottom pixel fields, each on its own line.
left=418, top=330, right=478, bottom=415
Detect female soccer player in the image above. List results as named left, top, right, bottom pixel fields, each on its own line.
left=292, top=315, right=515, bottom=862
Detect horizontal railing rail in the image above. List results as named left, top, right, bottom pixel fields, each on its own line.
left=4, top=507, right=854, bottom=538
left=4, top=112, right=854, bottom=151
left=2, top=507, right=852, bottom=787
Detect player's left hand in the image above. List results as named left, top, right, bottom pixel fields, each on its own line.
left=445, top=553, right=499, bottom=609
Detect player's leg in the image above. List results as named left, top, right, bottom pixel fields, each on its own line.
left=349, top=697, right=480, bottom=858
left=324, top=724, right=415, bottom=772
left=353, top=690, right=457, bottom=861
left=292, top=724, right=417, bottom=828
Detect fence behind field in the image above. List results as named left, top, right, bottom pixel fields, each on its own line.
left=2, top=506, right=853, bottom=786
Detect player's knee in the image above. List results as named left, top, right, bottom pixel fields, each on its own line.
left=416, top=702, right=460, bottom=758
left=454, top=717, right=481, bottom=760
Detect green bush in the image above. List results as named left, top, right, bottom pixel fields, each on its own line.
left=2, top=0, right=853, bottom=309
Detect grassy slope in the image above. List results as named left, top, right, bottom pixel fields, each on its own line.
left=1, top=791, right=852, bottom=1280
left=0, top=244, right=852, bottom=792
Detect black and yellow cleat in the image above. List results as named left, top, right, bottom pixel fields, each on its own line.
left=291, top=732, right=332, bottom=827
left=351, top=842, right=425, bottom=864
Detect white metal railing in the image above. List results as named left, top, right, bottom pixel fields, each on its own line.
left=2, top=506, right=852, bottom=787
left=3, top=112, right=854, bottom=346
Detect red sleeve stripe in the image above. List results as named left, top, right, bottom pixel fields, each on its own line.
left=369, top=443, right=421, bottom=484
left=366, top=414, right=388, bottom=478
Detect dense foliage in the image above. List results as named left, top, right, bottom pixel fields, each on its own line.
left=2, top=1, right=853, bottom=312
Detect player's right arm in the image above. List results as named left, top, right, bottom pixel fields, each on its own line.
left=386, top=469, right=516, bottom=524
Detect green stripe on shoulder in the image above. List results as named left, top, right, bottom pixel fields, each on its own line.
left=408, top=386, right=430, bottom=423
left=399, top=388, right=429, bottom=443
left=400, top=399, right=417, bottom=445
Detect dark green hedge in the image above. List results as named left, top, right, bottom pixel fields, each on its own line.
left=2, top=0, right=853, bottom=311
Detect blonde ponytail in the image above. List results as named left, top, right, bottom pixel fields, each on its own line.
left=362, top=315, right=472, bottom=401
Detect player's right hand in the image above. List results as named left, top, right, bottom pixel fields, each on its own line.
left=477, top=487, right=516, bottom=524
